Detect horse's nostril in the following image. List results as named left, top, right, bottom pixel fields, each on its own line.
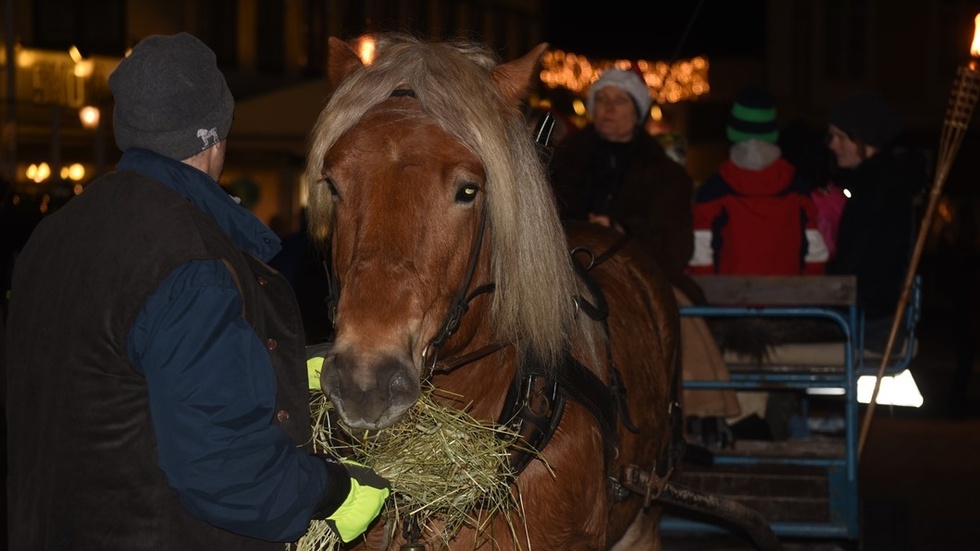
left=389, top=369, right=412, bottom=395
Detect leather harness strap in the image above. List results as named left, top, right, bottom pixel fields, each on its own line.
left=494, top=235, right=685, bottom=507
left=496, top=350, right=620, bottom=477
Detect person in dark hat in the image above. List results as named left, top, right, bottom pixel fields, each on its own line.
left=825, top=90, right=928, bottom=352
left=6, top=32, right=389, bottom=549
left=690, top=85, right=828, bottom=276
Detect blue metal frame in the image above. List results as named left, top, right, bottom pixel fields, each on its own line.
left=661, top=276, right=922, bottom=542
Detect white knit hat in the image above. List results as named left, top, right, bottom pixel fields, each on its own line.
left=586, top=68, right=652, bottom=122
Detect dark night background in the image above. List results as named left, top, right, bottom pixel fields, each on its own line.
left=541, top=0, right=767, bottom=60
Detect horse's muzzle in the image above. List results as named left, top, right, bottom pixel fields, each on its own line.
left=322, top=349, right=421, bottom=430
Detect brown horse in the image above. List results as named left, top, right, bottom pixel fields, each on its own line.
left=304, top=33, right=723, bottom=551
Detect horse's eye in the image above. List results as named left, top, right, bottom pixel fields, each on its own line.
left=455, top=183, right=479, bottom=203
left=323, top=177, right=339, bottom=198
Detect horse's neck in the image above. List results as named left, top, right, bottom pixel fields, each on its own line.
left=433, top=345, right=517, bottom=420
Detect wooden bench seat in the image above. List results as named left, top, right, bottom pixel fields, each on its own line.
left=686, top=275, right=919, bottom=373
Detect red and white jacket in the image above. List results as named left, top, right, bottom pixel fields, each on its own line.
left=689, top=144, right=828, bottom=276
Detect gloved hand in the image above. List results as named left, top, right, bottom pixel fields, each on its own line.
left=314, top=456, right=391, bottom=542
left=306, top=342, right=332, bottom=391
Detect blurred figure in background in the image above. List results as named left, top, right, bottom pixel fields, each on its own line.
left=550, top=67, right=740, bottom=448
left=269, top=209, right=335, bottom=345
left=825, top=90, right=929, bottom=353
left=551, top=67, right=699, bottom=298
left=689, top=86, right=829, bottom=441
left=780, top=117, right=846, bottom=261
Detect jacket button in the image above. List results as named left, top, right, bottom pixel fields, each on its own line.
left=257, top=276, right=269, bottom=286
left=277, top=410, right=290, bottom=423
left=266, top=338, right=277, bottom=350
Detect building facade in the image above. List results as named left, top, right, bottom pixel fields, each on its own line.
left=1, top=0, right=544, bottom=228
left=4, top=0, right=980, bottom=231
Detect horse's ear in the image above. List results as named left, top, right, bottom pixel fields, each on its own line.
left=327, top=37, right=365, bottom=90
left=491, top=43, right=550, bottom=104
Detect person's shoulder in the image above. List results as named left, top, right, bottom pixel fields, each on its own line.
left=636, top=133, right=689, bottom=174
left=786, top=169, right=814, bottom=196
left=863, top=149, right=927, bottom=195
left=890, top=147, right=931, bottom=190
left=634, top=130, right=670, bottom=156
left=554, top=125, right=594, bottom=151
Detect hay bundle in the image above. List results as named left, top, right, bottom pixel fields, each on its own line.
left=291, top=385, right=532, bottom=551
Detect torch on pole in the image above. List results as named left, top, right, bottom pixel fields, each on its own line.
left=858, top=14, right=980, bottom=459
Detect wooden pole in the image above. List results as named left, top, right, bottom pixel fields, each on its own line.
left=858, top=62, right=980, bottom=459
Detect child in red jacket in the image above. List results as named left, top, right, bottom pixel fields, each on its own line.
left=689, top=86, right=828, bottom=275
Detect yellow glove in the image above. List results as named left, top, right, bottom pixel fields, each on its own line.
left=316, top=458, right=391, bottom=542
left=307, top=356, right=323, bottom=391
left=306, top=342, right=331, bottom=391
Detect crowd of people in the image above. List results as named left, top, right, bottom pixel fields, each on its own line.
left=1, top=30, right=942, bottom=548
left=544, top=67, right=930, bottom=446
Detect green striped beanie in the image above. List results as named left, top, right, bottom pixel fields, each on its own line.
left=727, top=86, right=778, bottom=143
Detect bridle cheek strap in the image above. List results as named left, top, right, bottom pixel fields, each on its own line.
left=421, top=200, right=490, bottom=374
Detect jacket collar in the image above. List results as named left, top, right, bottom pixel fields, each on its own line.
left=115, top=148, right=282, bottom=262
left=719, top=156, right=797, bottom=197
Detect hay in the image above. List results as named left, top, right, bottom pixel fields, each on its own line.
left=290, top=385, right=535, bottom=551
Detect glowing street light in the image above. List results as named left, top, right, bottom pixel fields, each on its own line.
left=79, top=106, right=100, bottom=129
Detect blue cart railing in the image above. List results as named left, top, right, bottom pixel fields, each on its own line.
left=661, top=274, right=923, bottom=545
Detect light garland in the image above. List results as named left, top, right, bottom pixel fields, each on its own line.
left=539, top=48, right=710, bottom=105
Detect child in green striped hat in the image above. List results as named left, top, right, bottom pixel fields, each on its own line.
left=727, top=86, right=779, bottom=144
left=690, top=85, right=827, bottom=277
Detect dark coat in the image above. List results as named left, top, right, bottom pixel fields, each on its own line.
left=827, top=149, right=924, bottom=319
left=7, top=171, right=311, bottom=550
left=551, top=125, right=700, bottom=300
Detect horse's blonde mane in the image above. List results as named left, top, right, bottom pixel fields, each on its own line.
left=305, top=33, right=598, bottom=371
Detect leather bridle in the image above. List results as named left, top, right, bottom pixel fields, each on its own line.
left=420, top=199, right=495, bottom=375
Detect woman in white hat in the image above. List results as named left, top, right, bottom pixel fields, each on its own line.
left=551, top=67, right=741, bottom=442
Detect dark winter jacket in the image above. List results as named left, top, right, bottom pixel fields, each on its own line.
left=827, top=149, right=923, bottom=319
left=6, top=149, right=330, bottom=550
left=551, top=125, right=699, bottom=300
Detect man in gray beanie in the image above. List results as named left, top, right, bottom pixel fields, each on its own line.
left=110, top=32, right=235, bottom=162
left=7, top=32, right=389, bottom=550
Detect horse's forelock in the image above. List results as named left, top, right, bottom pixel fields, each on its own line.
left=305, top=40, right=421, bottom=241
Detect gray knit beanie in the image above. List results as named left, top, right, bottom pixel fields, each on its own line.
left=109, top=32, right=234, bottom=160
